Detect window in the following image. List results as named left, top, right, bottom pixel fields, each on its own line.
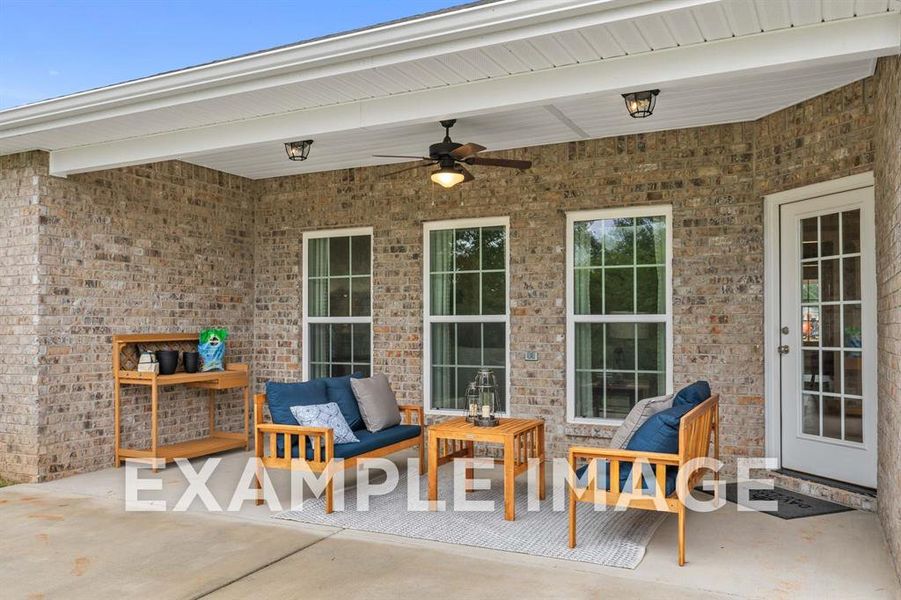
left=566, top=207, right=672, bottom=423
left=424, top=218, right=509, bottom=413
left=302, top=228, right=372, bottom=379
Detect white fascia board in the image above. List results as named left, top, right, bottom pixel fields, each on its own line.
left=48, top=12, right=900, bottom=177
left=0, top=0, right=718, bottom=135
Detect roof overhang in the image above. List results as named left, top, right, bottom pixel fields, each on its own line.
left=0, top=0, right=898, bottom=179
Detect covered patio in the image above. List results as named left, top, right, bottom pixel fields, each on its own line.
left=1, top=0, right=900, bottom=597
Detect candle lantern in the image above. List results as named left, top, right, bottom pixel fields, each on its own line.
left=465, top=382, right=480, bottom=423
left=471, top=369, right=499, bottom=426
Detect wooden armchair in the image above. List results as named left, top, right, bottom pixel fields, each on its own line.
left=253, top=394, right=426, bottom=513
left=568, top=394, right=719, bottom=566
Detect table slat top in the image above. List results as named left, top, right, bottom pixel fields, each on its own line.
left=429, top=416, right=543, bottom=437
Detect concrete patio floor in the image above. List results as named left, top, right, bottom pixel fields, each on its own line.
left=2, top=450, right=898, bottom=600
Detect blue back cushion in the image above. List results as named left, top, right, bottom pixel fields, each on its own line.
left=672, top=380, right=711, bottom=408
left=266, top=379, right=329, bottom=456
left=323, top=373, right=364, bottom=430
left=621, top=402, right=695, bottom=496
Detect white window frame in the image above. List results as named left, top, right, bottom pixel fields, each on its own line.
left=423, top=216, right=511, bottom=416
left=565, top=205, right=674, bottom=425
left=301, top=226, right=374, bottom=381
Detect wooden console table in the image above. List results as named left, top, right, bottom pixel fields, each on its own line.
left=113, top=333, right=250, bottom=469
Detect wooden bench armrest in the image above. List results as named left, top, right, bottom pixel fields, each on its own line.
left=255, top=423, right=332, bottom=436
left=569, top=446, right=681, bottom=466
left=398, top=404, right=424, bottom=425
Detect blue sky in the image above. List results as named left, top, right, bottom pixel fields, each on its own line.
left=0, top=0, right=463, bottom=109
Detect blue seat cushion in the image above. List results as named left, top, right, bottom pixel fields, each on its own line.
left=279, top=424, right=421, bottom=460
left=323, top=373, right=365, bottom=430
left=672, top=380, right=711, bottom=408
left=266, top=379, right=329, bottom=457
left=575, top=403, right=695, bottom=497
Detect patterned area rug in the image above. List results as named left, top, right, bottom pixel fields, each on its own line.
left=275, top=470, right=667, bottom=569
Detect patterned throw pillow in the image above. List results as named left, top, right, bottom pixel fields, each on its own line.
left=289, top=402, right=359, bottom=445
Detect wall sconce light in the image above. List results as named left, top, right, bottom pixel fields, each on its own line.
left=622, top=89, right=660, bottom=118
left=285, top=139, right=313, bottom=161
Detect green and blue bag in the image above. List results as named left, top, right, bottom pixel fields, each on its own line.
left=199, top=328, right=228, bottom=372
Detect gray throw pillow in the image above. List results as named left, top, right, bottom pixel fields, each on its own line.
left=610, top=394, right=674, bottom=448
left=350, top=374, right=402, bottom=432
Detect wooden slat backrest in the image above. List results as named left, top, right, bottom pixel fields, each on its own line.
left=677, top=394, right=719, bottom=489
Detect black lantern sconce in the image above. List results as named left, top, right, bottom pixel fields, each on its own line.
left=622, top=89, right=660, bottom=118
left=285, top=139, right=314, bottom=161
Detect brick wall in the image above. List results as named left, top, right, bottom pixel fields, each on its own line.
left=874, top=55, right=901, bottom=580
left=0, top=152, right=42, bottom=481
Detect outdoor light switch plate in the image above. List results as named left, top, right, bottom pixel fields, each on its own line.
left=525, top=351, right=539, bottom=361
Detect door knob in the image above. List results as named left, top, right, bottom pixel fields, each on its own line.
left=778, top=345, right=790, bottom=355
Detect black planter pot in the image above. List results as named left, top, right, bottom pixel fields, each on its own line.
left=156, top=350, right=179, bottom=375
left=182, top=351, right=200, bottom=373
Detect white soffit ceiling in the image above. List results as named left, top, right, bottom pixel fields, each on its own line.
left=0, top=0, right=898, bottom=179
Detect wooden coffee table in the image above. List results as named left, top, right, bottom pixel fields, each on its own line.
left=427, top=417, right=545, bottom=521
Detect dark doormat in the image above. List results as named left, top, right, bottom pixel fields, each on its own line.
left=695, top=483, right=852, bottom=519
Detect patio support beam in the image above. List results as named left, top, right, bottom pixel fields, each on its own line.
left=48, top=13, right=900, bottom=177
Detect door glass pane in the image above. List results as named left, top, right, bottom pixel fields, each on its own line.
left=802, top=394, right=819, bottom=435
left=802, top=264, right=819, bottom=302
left=845, top=398, right=863, bottom=443
left=802, top=351, right=819, bottom=392
left=844, top=305, right=862, bottom=348
left=821, top=351, right=842, bottom=394
left=801, top=217, right=818, bottom=259
left=821, top=305, right=840, bottom=348
left=844, top=351, right=862, bottom=396
left=820, top=213, right=840, bottom=257
left=801, top=306, right=820, bottom=346
left=842, top=210, right=860, bottom=254
left=843, top=256, right=861, bottom=301
left=821, top=258, right=840, bottom=301
left=822, top=396, right=841, bottom=440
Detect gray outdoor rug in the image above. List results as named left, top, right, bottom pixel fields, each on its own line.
left=275, top=470, right=667, bottom=569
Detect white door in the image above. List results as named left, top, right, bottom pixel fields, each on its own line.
left=779, top=187, right=877, bottom=488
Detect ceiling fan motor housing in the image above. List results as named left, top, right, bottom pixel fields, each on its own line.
left=429, top=141, right=463, bottom=159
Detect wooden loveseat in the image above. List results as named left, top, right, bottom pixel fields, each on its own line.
left=568, top=394, right=719, bottom=566
left=253, top=383, right=425, bottom=513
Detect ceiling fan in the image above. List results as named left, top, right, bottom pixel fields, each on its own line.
left=373, top=119, right=532, bottom=188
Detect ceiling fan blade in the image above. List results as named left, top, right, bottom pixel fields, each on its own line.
left=459, top=165, right=475, bottom=183
left=380, top=161, right=434, bottom=177
left=373, top=154, right=432, bottom=160
left=466, top=156, right=532, bottom=170
left=450, top=143, right=487, bottom=160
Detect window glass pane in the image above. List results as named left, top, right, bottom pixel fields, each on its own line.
left=635, top=216, right=665, bottom=265
left=331, top=363, right=352, bottom=377
left=310, top=324, right=329, bottom=363
left=604, top=268, right=634, bottom=314
left=431, top=323, right=455, bottom=365
left=604, top=218, right=634, bottom=266
left=842, top=210, right=860, bottom=254
left=456, top=367, right=478, bottom=409
left=308, top=238, right=328, bottom=278
left=454, top=272, right=480, bottom=315
left=574, top=323, right=604, bottom=370
left=355, top=365, right=371, bottom=378
left=351, top=235, right=371, bottom=275
left=352, top=323, right=370, bottom=363
left=492, top=368, right=506, bottom=409
left=574, top=269, right=603, bottom=315
left=481, top=226, right=505, bottom=270
left=457, top=323, right=481, bottom=365
left=310, top=363, right=330, bottom=379
left=454, top=228, right=480, bottom=271
left=331, top=324, right=352, bottom=363
left=430, top=230, right=454, bottom=272
left=482, top=272, right=505, bottom=314
left=432, top=366, right=454, bottom=409
left=573, top=222, right=591, bottom=267
left=636, top=323, right=664, bottom=371
left=329, top=236, right=350, bottom=276
left=351, top=276, right=371, bottom=316
left=637, top=372, right=664, bottom=400
left=605, top=371, right=635, bottom=419
left=636, top=266, right=664, bottom=314
left=308, top=279, right=328, bottom=317
left=820, top=213, right=839, bottom=257
left=483, top=323, right=505, bottom=366
left=605, top=323, right=635, bottom=371
left=329, top=277, right=350, bottom=317
left=430, top=274, right=453, bottom=316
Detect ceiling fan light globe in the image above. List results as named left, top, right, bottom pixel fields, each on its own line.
left=431, top=167, right=465, bottom=188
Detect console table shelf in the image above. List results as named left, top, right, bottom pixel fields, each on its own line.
left=113, top=333, right=250, bottom=470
